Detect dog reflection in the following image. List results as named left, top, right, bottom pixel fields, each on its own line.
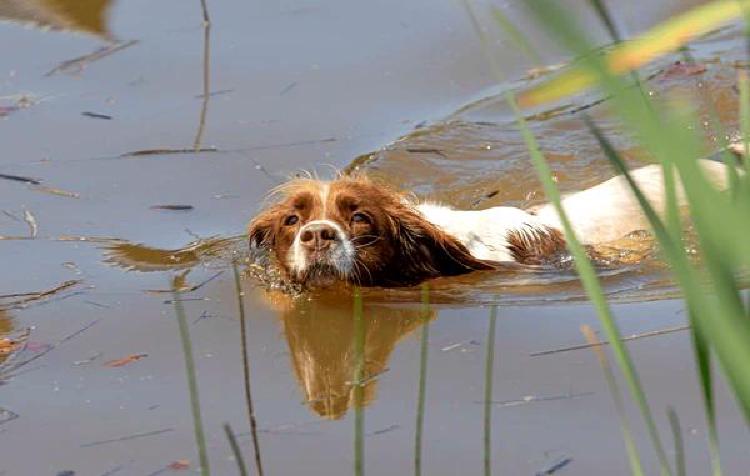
left=272, top=291, right=432, bottom=420
left=99, top=238, right=435, bottom=419
left=0, top=0, right=114, bottom=38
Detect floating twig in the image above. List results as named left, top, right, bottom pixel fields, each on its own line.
left=194, top=89, right=233, bottom=99
left=149, top=205, right=194, bottom=211
left=530, top=324, right=690, bottom=357
left=0, top=280, right=82, bottom=309
left=81, top=111, right=113, bottom=120
left=367, top=424, right=400, bottom=437
left=45, top=40, right=139, bottom=76
left=0, top=173, right=40, bottom=185
left=80, top=428, right=174, bottom=448
left=535, top=457, right=573, bottom=476
left=104, top=353, right=148, bottom=368
left=30, top=185, right=81, bottom=199
left=120, top=147, right=219, bottom=157
left=477, top=391, right=594, bottom=407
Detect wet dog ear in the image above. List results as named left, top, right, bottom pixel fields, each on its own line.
left=247, top=207, right=279, bottom=250
left=384, top=207, right=495, bottom=283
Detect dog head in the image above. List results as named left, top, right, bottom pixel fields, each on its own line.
left=247, top=176, right=492, bottom=288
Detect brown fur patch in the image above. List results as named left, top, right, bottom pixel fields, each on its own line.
left=506, top=226, right=568, bottom=266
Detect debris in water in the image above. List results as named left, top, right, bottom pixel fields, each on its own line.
left=23, top=210, right=37, bottom=238
left=0, top=407, right=19, bottom=426
left=167, top=460, right=190, bottom=470
left=661, top=60, right=707, bottom=79
left=367, top=424, right=400, bottom=436
left=73, top=352, right=103, bottom=366
left=0, top=105, right=19, bottom=117
left=1, top=321, right=100, bottom=381
left=104, top=353, right=148, bottom=368
left=0, top=173, right=40, bottom=185
left=280, top=81, right=298, bottom=95
left=477, top=391, right=594, bottom=407
left=441, top=340, right=480, bottom=352
left=195, top=89, right=234, bottom=98
left=121, top=147, right=219, bottom=157
left=81, top=111, right=113, bottom=120
left=0, top=280, right=83, bottom=310
left=535, top=456, right=573, bottom=475
left=31, top=185, right=81, bottom=199
left=0, top=336, right=22, bottom=357
left=80, top=428, right=173, bottom=448
left=149, top=205, right=194, bottom=211
left=45, top=40, right=139, bottom=76
left=406, top=147, right=447, bottom=158
left=530, top=324, right=690, bottom=357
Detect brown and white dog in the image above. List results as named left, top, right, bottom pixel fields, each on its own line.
left=248, top=160, right=728, bottom=288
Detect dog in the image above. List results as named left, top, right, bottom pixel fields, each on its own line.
left=248, top=160, right=729, bottom=288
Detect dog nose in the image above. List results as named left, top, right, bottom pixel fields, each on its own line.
left=300, top=223, right=338, bottom=250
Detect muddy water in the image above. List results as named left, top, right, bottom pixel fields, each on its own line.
left=1, top=0, right=749, bottom=474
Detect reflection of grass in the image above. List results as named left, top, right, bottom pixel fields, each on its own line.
left=353, top=288, right=365, bottom=476
left=414, top=285, right=430, bottom=476
left=172, top=284, right=211, bottom=476
left=232, top=262, right=264, bottom=476
left=224, top=423, right=248, bottom=476
left=483, top=306, right=497, bottom=476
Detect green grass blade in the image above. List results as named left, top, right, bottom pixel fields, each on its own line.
left=666, top=408, right=686, bottom=476
left=739, top=71, right=750, bottom=177
left=581, top=325, right=645, bottom=476
left=586, top=0, right=622, bottom=43
left=483, top=306, right=498, bottom=476
left=462, top=0, right=505, bottom=81
left=519, top=0, right=750, bottom=107
left=172, top=284, right=211, bottom=476
left=585, top=115, right=750, bottom=422
left=490, top=6, right=543, bottom=66
left=414, top=285, right=430, bottom=476
left=509, top=94, right=673, bottom=476
left=690, top=311, right=723, bottom=476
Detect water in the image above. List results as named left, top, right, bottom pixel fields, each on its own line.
left=1, top=0, right=748, bottom=474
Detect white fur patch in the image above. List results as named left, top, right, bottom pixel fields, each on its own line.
left=417, top=203, right=548, bottom=262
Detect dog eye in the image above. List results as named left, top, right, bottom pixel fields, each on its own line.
left=284, top=215, right=299, bottom=226
left=351, top=212, right=370, bottom=224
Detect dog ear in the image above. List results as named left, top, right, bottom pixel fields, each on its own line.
left=384, top=206, right=494, bottom=283
left=247, top=206, right=279, bottom=250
